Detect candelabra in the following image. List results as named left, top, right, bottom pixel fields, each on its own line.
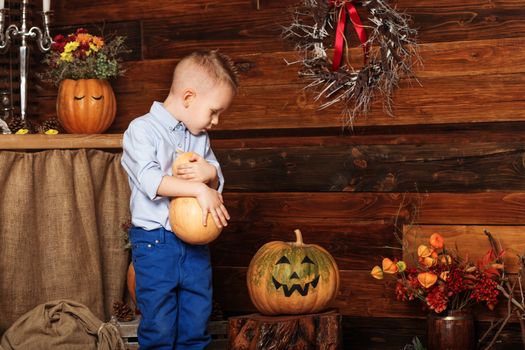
left=0, top=0, right=53, bottom=121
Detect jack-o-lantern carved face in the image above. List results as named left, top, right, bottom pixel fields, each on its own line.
left=271, top=254, right=320, bottom=297
left=247, top=229, right=340, bottom=315
left=57, top=79, right=116, bottom=134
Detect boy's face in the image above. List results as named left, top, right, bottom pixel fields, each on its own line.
left=183, top=82, right=235, bottom=135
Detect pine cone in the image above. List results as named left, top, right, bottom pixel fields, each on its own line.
left=6, top=116, right=26, bottom=134
left=112, top=300, right=134, bottom=322
left=41, top=117, right=63, bottom=133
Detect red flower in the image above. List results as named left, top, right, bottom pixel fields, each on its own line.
left=53, top=34, right=65, bottom=43
left=51, top=34, right=66, bottom=52
left=76, top=28, right=88, bottom=34
left=426, top=285, right=448, bottom=313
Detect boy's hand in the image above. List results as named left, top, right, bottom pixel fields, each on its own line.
left=175, top=153, right=217, bottom=184
left=195, top=184, right=230, bottom=228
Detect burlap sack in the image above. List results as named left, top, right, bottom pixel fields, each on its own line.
left=0, top=299, right=124, bottom=350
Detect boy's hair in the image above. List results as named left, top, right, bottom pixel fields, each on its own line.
left=174, top=50, right=239, bottom=93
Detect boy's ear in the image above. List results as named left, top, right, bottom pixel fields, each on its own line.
left=182, top=89, right=196, bottom=108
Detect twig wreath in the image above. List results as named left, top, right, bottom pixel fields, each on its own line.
left=283, top=0, right=421, bottom=126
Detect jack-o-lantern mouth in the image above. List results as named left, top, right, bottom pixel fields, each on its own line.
left=271, top=275, right=320, bottom=297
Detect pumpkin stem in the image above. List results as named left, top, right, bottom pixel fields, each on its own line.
left=294, top=229, right=304, bottom=246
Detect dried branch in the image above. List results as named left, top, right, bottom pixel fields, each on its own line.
left=483, top=281, right=516, bottom=350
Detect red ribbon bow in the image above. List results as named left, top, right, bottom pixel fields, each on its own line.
left=329, top=0, right=369, bottom=71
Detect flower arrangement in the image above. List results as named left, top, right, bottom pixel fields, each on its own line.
left=371, top=233, right=504, bottom=314
left=40, top=28, right=128, bottom=86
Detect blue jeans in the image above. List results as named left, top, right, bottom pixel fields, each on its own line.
left=129, top=226, right=212, bottom=350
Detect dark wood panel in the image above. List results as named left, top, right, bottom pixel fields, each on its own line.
left=141, top=6, right=290, bottom=59
left=400, top=0, right=525, bottom=43
left=52, top=0, right=281, bottom=25
left=52, top=1, right=525, bottom=52
left=36, top=36, right=523, bottom=93
left=220, top=74, right=525, bottom=130
left=211, top=219, right=400, bottom=269
left=210, top=122, right=525, bottom=148
left=141, top=2, right=525, bottom=59
left=223, top=192, right=525, bottom=225
left=30, top=71, right=525, bottom=132
left=215, top=142, right=525, bottom=192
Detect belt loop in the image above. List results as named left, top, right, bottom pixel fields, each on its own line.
left=161, top=226, right=167, bottom=243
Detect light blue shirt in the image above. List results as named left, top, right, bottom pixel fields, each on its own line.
left=121, top=101, right=224, bottom=231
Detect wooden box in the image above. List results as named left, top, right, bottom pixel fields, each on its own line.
left=116, top=316, right=228, bottom=350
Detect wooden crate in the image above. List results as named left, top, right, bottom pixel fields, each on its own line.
left=116, top=316, right=228, bottom=350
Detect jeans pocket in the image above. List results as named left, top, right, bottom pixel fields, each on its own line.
left=132, top=242, right=158, bottom=262
left=130, top=229, right=165, bottom=262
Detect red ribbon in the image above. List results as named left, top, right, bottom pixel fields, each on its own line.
left=330, top=1, right=368, bottom=71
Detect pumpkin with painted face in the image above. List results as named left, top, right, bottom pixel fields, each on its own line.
left=247, top=229, right=339, bottom=315
left=57, top=79, right=116, bottom=134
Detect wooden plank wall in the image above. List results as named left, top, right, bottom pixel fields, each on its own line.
left=31, top=0, right=525, bottom=348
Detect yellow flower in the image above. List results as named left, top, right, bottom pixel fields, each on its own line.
left=64, top=41, right=79, bottom=53
left=60, top=51, right=74, bottom=62
left=44, top=129, right=59, bottom=135
left=370, top=266, right=383, bottom=280
left=15, top=128, right=29, bottom=134
left=89, top=43, right=99, bottom=53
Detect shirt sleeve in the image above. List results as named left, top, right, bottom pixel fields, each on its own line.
left=203, top=135, right=225, bottom=193
left=121, top=120, right=165, bottom=200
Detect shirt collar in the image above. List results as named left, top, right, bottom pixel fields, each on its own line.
left=150, top=101, right=186, bottom=131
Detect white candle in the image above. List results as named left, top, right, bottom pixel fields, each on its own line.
left=0, top=1, right=5, bottom=10
left=43, top=0, right=50, bottom=12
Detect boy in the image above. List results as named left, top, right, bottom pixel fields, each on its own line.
left=121, top=50, right=238, bottom=349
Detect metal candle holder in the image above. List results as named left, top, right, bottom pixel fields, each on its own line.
left=0, top=0, right=53, bottom=121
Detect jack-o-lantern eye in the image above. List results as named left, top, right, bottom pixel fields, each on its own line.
left=276, top=256, right=291, bottom=264
left=302, top=256, right=315, bottom=264
left=92, top=95, right=103, bottom=100
left=74, top=96, right=85, bottom=100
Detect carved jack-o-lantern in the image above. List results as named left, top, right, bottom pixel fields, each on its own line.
left=247, top=229, right=340, bottom=315
left=57, top=79, right=116, bottom=134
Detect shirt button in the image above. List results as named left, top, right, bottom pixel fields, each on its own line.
left=155, top=240, right=160, bottom=244
left=147, top=244, right=152, bottom=248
